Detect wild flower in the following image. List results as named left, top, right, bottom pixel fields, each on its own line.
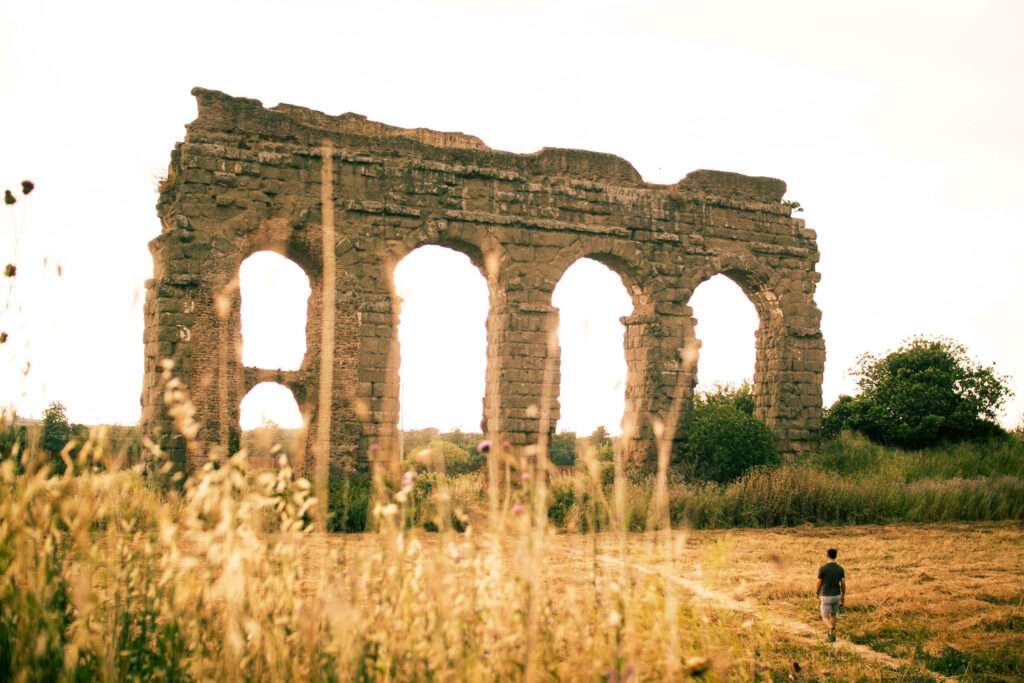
left=401, top=468, right=417, bottom=488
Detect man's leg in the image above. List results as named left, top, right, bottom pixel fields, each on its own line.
left=820, top=599, right=837, bottom=641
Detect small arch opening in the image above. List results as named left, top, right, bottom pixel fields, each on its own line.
left=552, top=258, right=633, bottom=443
left=239, top=381, right=305, bottom=467
left=240, top=381, right=304, bottom=430
left=239, top=251, right=311, bottom=370
left=394, top=245, right=489, bottom=441
left=688, top=274, right=759, bottom=397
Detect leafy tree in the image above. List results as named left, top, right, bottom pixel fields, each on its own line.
left=827, top=336, right=1012, bottom=449
left=821, top=395, right=860, bottom=440
left=41, top=402, right=72, bottom=455
left=695, top=381, right=755, bottom=416
left=588, top=425, right=611, bottom=450
left=585, top=426, right=618, bottom=462
left=683, top=403, right=778, bottom=483
left=549, top=431, right=577, bottom=467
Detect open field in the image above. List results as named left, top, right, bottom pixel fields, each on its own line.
left=3, top=445, right=1023, bottom=681
left=299, top=522, right=1024, bottom=682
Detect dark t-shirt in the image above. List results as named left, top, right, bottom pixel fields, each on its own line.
left=818, top=562, right=845, bottom=597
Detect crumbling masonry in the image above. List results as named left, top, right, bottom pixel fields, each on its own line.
left=142, top=88, right=825, bottom=478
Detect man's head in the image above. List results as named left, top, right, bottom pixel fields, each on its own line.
left=827, top=548, right=838, bottom=560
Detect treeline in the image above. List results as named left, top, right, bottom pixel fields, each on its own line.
left=1, top=402, right=140, bottom=473
left=399, top=425, right=614, bottom=469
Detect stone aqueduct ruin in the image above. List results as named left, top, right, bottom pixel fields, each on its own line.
left=141, top=88, right=825, bottom=478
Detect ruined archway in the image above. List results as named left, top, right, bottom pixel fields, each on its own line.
left=143, top=88, right=825, bottom=482
left=393, top=245, right=489, bottom=450
left=239, top=251, right=312, bottom=370
left=682, top=257, right=820, bottom=452
left=688, top=274, right=759, bottom=398
left=240, top=381, right=304, bottom=468
left=551, top=258, right=633, bottom=463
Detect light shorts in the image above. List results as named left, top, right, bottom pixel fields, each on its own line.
left=820, top=594, right=842, bottom=618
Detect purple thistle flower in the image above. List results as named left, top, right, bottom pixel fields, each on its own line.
left=476, top=439, right=492, bottom=454
left=511, top=503, right=525, bottom=515
left=605, top=664, right=635, bottom=683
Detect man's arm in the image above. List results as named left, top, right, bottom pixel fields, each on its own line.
left=839, top=577, right=846, bottom=604
left=815, top=578, right=823, bottom=597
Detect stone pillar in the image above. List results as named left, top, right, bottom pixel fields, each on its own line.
left=141, top=233, right=241, bottom=475
left=354, top=264, right=402, bottom=477
left=483, top=302, right=561, bottom=451
left=620, top=305, right=698, bottom=464
left=755, top=286, right=825, bottom=455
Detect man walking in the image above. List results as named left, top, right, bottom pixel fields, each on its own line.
left=816, top=548, right=845, bottom=642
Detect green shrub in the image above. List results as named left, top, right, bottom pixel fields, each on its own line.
left=694, top=381, right=755, bottom=416
left=822, top=395, right=860, bottom=439
left=684, top=404, right=778, bottom=484
left=663, top=466, right=1024, bottom=529
left=810, top=432, right=1024, bottom=482
left=541, top=432, right=1024, bottom=531
left=828, top=336, right=1012, bottom=449
left=549, top=431, right=577, bottom=467
left=547, top=482, right=576, bottom=527
left=0, top=421, right=27, bottom=470
left=327, top=473, right=372, bottom=532
left=405, top=439, right=483, bottom=476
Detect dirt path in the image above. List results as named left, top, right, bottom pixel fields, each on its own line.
left=560, top=545, right=956, bottom=682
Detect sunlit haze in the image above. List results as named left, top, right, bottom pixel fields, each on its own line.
left=394, top=247, right=488, bottom=433
left=2, top=0, right=1022, bottom=432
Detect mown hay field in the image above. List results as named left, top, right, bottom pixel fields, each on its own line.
left=291, top=522, right=1023, bottom=682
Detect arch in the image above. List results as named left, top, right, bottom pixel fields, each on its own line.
left=385, top=222, right=505, bottom=285
left=545, top=240, right=657, bottom=315
left=552, top=258, right=633, bottom=437
left=681, top=253, right=781, bottom=315
left=683, top=256, right=788, bottom=429
left=240, top=381, right=305, bottom=468
left=392, top=244, right=490, bottom=439
left=687, top=274, right=759, bottom=396
left=543, top=245, right=666, bottom=462
left=239, top=251, right=312, bottom=370
left=239, top=381, right=304, bottom=430
left=227, top=211, right=324, bottom=281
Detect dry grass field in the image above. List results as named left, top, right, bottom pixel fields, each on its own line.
left=3, top=432, right=1022, bottom=681
left=680, top=523, right=1024, bottom=682
left=299, top=522, right=1024, bottom=682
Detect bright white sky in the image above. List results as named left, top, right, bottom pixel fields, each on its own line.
left=2, top=0, right=1022, bottom=435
